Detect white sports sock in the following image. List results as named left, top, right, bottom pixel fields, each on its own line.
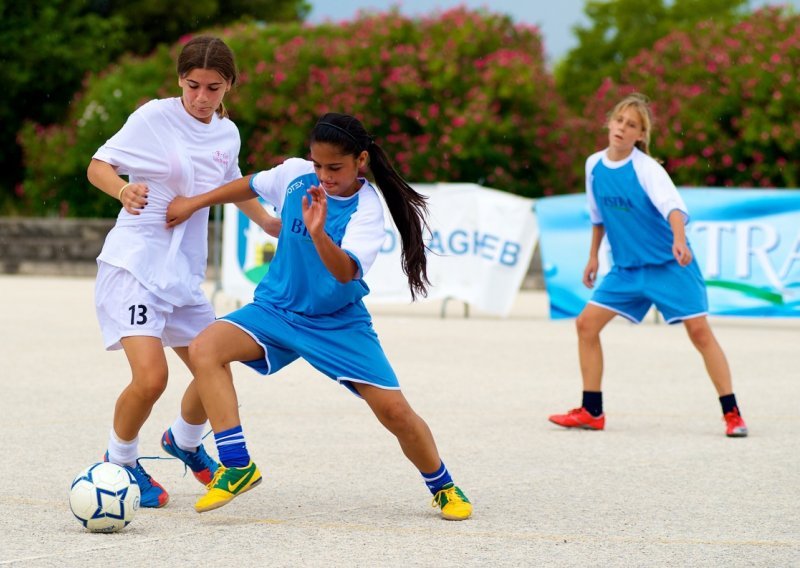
left=170, top=415, right=207, bottom=452
left=107, top=429, right=138, bottom=467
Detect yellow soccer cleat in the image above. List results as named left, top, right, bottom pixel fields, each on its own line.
left=432, top=483, right=472, bottom=520
left=195, top=461, right=262, bottom=513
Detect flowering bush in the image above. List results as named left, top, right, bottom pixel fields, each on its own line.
left=18, top=8, right=583, bottom=217
left=583, top=7, right=800, bottom=189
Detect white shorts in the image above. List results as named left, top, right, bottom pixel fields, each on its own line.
left=95, top=262, right=215, bottom=351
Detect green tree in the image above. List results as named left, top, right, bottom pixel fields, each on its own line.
left=0, top=0, right=127, bottom=213
left=555, top=0, right=749, bottom=108
left=0, top=0, right=309, bottom=214
left=91, top=0, right=311, bottom=57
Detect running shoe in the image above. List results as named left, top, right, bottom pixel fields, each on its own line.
left=104, top=451, right=169, bottom=508
left=432, top=483, right=472, bottom=520
left=195, top=461, right=262, bottom=513
left=548, top=407, right=605, bottom=430
left=724, top=408, right=748, bottom=437
left=161, top=428, right=219, bottom=486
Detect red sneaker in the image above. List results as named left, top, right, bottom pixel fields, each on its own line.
left=724, top=408, right=748, bottom=437
left=548, top=407, right=605, bottom=430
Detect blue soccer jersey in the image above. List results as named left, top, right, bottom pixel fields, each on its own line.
left=586, top=147, right=689, bottom=267
left=248, top=158, right=386, bottom=315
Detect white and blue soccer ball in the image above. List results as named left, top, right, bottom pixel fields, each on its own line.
left=69, top=462, right=140, bottom=533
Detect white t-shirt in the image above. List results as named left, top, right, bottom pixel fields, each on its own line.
left=93, top=97, right=241, bottom=306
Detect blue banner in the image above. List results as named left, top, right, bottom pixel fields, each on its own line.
left=536, top=189, right=800, bottom=319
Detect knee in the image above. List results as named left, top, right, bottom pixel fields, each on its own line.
left=188, top=333, right=221, bottom=370
left=686, top=322, right=714, bottom=349
left=575, top=313, right=599, bottom=340
left=132, top=371, right=168, bottom=404
left=376, top=400, right=417, bottom=435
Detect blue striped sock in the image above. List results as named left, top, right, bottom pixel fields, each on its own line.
left=214, top=425, right=250, bottom=468
left=421, top=461, right=453, bottom=495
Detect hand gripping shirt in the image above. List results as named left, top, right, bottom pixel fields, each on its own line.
left=249, top=158, right=386, bottom=316
left=586, top=147, right=689, bottom=268
left=93, top=98, right=242, bottom=306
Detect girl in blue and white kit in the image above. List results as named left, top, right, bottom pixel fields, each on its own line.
left=164, top=113, right=472, bottom=520
left=87, top=36, right=278, bottom=508
left=548, top=93, right=748, bottom=438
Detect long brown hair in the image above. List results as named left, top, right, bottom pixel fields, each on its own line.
left=177, top=36, right=237, bottom=118
left=311, top=113, right=431, bottom=300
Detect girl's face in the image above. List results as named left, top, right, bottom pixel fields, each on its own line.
left=310, top=142, right=368, bottom=198
left=178, top=68, right=231, bottom=124
left=607, top=106, right=645, bottom=158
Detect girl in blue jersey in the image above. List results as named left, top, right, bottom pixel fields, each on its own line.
left=548, top=93, right=748, bottom=438
left=164, top=113, right=472, bottom=520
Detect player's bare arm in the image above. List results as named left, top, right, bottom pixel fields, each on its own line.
left=302, top=184, right=358, bottom=283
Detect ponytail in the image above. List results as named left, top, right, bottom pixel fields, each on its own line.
left=311, top=114, right=431, bottom=299
left=366, top=142, right=431, bottom=300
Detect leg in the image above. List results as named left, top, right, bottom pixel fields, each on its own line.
left=188, top=320, right=265, bottom=432
left=354, top=383, right=472, bottom=520
left=173, top=346, right=209, bottom=425
left=354, top=384, right=440, bottom=473
left=115, top=336, right=169, bottom=440
left=161, top=347, right=223, bottom=485
left=549, top=303, right=616, bottom=430
left=109, top=336, right=170, bottom=508
left=682, top=316, right=732, bottom=396
left=188, top=322, right=267, bottom=512
left=575, top=303, right=617, bottom=391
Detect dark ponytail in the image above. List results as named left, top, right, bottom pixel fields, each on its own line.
left=311, top=113, right=431, bottom=300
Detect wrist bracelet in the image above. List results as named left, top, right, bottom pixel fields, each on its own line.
left=118, top=183, right=131, bottom=201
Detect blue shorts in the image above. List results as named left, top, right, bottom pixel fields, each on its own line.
left=220, top=301, right=399, bottom=396
left=590, top=260, right=708, bottom=324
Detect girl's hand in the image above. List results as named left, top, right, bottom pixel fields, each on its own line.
left=583, top=257, right=599, bottom=288
left=166, top=196, right=196, bottom=228
left=302, top=185, right=328, bottom=238
left=673, top=241, right=692, bottom=266
left=120, top=183, right=148, bottom=215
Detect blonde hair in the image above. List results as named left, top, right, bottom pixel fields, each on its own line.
left=608, top=93, right=653, bottom=155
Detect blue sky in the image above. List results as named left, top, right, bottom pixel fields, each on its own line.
left=308, top=1, right=799, bottom=63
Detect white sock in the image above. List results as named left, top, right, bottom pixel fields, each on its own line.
left=107, top=429, right=138, bottom=467
left=170, top=415, right=207, bottom=452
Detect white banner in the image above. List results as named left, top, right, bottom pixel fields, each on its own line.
left=221, top=183, right=538, bottom=316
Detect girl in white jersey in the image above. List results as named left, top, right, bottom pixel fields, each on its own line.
left=164, top=113, right=472, bottom=520
left=548, top=93, right=748, bottom=438
left=87, top=36, right=279, bottom=508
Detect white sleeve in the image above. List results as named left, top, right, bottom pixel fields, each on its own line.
left=585, top=153, right=603, bottom=225
left=340, top=189, right=386, bottom=278
left=249, top=163, right=290, bottom=213
left=92, top=102, right=169, bottom=181
left=635, top=154, right=689, bottom=223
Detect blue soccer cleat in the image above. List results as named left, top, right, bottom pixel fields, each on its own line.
left=161, top=428, right=220, bottom=486
left=103, top=451, right=169, bottom=508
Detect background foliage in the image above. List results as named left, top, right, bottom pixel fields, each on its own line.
left=19, top=8, right=586, bottom=217
left=583, top=7, right=800, bottom=189
left=0, top=0, right=309, bottom=214
left=7, top=1, right=800, bottom=217
left=554, top=0, right=750, bottom=108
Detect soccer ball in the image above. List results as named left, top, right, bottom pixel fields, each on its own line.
left=69, top=462, right=140, bottom=533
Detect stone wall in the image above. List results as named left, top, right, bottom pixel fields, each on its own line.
left=0, top=217, right=542, bottom=287
left=0, top=218, right=223, bottom=278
